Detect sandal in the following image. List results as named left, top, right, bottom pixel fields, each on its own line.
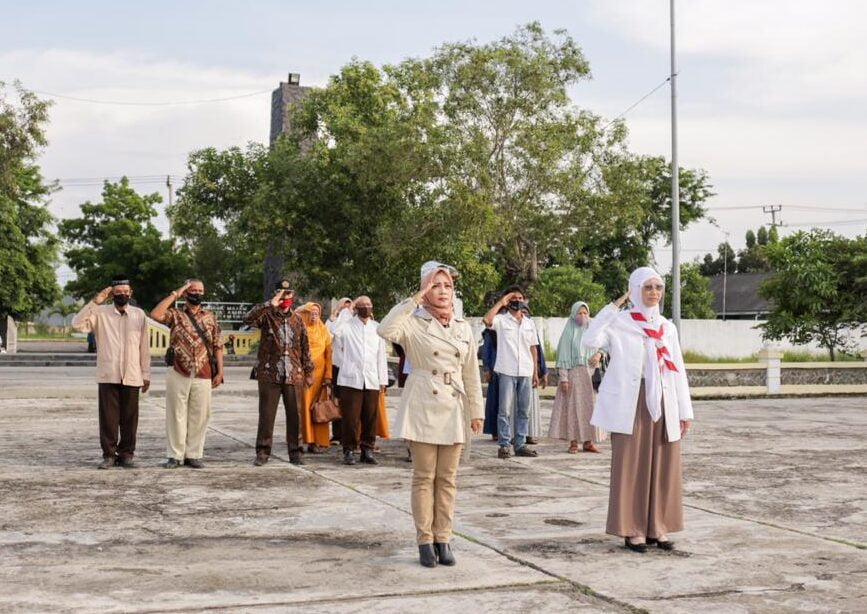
left=583, top=441, right=601, bottom=453
left=568, top=441, right=579, bottom=454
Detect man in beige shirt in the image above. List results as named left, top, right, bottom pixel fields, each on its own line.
left=72, top=278, right=151, bottom=469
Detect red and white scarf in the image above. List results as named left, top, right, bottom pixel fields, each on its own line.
left=629, top=312, right=679, bottom=374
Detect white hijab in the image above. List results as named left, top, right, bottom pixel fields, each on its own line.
left=628, top=267, right=666, bottom=422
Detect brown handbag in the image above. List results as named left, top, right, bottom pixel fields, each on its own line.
left=311, top=387, right=341, bottom=423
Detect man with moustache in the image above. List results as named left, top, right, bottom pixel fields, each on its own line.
left=151, top=279, right=224, bottom=469
left=72, top=277, right=151, bottom=469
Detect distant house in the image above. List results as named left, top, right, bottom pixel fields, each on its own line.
left=707, top=272, right=772, bottom=320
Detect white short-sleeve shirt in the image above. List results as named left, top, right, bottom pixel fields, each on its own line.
left=491, top=312, right=538, bottom=377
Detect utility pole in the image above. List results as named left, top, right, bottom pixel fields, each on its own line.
left=722, top=231, right=729, bottom=321
left=670, top=0, right=681, bottom=331
left=166, top=175, right=174, bottom=241
left=762, top=204, right=783, bottom=227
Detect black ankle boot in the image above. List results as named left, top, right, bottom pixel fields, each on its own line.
left=418, top=544, right=437, bottom=568
left=434, top=542, right=455, bottom=566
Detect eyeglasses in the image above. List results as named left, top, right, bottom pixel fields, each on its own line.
left=642, top=284, right=664, bottom=292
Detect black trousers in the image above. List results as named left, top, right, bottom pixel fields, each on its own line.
left=331, top=366, right=342, bottom=441
left=340, top=386, right=379, bottom=452
left=98, top=383, right=140, bottom=460
left=257, top=381, right=301, bottom=458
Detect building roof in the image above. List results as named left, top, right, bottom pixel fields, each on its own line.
left=708, top=272, right=772, bottom=316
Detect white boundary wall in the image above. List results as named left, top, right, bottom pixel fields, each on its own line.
left=465, top=316, right=866, bottom=359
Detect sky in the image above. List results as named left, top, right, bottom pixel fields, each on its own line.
left=2, top=0, right=866, bottom=287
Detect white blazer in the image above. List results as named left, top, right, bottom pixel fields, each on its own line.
left=582, top=304, right=694, bottom=442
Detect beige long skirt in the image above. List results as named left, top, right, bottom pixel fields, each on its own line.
left=606, top=382, right=683, bottom=539
left=548, top=366, right=606, bottom=442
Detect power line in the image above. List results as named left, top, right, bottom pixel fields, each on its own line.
left=707, top=204, right=867, bottom=213
left=26, top=87, right=273, bottom=107
left=601, top=76, right=672, bottom=131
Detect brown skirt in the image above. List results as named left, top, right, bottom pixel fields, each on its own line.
left=606, top=381, right=683, bottom=539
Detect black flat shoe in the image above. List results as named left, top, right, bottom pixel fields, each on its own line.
left=289, top=453, right=305, bottom=466
left=343, top=450, right=356, bottom=465
left=647, top=538, right=675, bottom=551
left=418, top=544, right=437, bottom=568
left=434, top=542, right=455, bottom=566
left=360, top=449, right=378, bottom=465
left=624, top=538, right=648, bottom=553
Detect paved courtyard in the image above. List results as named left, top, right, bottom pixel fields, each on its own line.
left=0, top=366, right=865, bottom=613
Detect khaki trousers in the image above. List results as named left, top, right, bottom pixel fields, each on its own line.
left=606, top=382, right=683, bottom=539
left=165, top=367, right=212, bottom=461
left=409, top=441, right=463, bottom=544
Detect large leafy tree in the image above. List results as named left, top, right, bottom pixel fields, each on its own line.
left=0, top=81, right=60, bottom=320
left=663, top=263, right=715, bottom=319
left=169, top=144, right=268, bottom=303
left=758, top=230, right=866, bottom=360
left=528, top=265, right=608, bottom=316
left=59, top=178, right=191, bottom=309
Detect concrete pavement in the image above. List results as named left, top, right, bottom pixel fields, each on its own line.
left=0, top=366, right=865, bottom=612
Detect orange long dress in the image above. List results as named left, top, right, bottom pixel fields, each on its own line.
left=298, top=304, right=334, bottom=448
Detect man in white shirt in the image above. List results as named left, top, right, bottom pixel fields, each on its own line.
left=329, top=295, right=389, bottom=465
left=482, top=286, right=539, bottom=459
left=71, top=278, right=151, bottom=469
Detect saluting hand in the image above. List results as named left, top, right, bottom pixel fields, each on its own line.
left=94, top=286, right=113, bottom=304
left=613, top=290, right=630, bottom=308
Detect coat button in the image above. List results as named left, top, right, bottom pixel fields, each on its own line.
left=434, top=351, right=439, bottom=356
left=432, top=369, right=438, bottom=375
left=454, top=352, right=459, bottom=357
left=433, top=389, right=438, bottom=395
left=452, top=392, right=458, bottom=397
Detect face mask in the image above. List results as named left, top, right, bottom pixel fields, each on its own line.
left=112, top=294, right=130, bottom=307
left=185, top=293, right=204, bottom=306
left=355, top=306, right=371, bottom=319
left=279, top=298, right=293, bottom=309
left=508, top=300, right=522, bottom=311
left=575, top=314, right=589, bottom=326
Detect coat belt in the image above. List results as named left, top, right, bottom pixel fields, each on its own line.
left=409, top=368, right=466, bottom=396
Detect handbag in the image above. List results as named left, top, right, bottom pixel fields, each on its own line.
left=311, top=387, right=341, bottom=423
left=591, top=354, right=609, bottom=392
left=249, top=365, right=258, bottom=380
left=164, top=347, right=175, bottom=366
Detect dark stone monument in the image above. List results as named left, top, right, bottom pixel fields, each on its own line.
left=263, top=73, right=313, bottom=299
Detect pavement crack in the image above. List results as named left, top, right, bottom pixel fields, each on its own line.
left=652, top=582, right=806, bottom=601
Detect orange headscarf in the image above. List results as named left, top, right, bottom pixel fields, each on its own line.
left=297, top=302, right=331, bottom=360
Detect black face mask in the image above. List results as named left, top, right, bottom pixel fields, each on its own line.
left=185, top=293, right=204, bottom=306
left=508, top=300, right=522, bottom=311
left=355, top=306, right=371, bottom=319
left=112, top=294, right=130, bottom=307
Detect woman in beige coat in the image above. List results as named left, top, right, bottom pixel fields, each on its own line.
left=378, top=261, right=484, bottom=568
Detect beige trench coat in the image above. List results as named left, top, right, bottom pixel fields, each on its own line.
left=378, top=298, right=484, bottom=447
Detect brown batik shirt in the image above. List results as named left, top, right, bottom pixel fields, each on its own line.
left=158, top=306, right=223, bottom=379
left=243, top=304, right=314, bottom=385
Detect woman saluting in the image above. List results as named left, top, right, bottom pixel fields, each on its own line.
left=582, top=267, right=694, bottom=552
left=378, top=261, right=484, bottom=568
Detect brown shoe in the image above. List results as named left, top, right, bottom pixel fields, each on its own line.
left=583, top=442, right=601, bottom=453
left=515, top=446, right=538, bottom=457
left=98, top=457, right=116, bottom=470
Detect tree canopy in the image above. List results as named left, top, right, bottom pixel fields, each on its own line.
left=0, top=81, right=60, bottom=320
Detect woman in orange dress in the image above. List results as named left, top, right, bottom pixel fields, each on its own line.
left=297, top=302, right=334, bottom=453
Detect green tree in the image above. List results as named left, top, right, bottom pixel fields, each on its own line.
left=664, top=263, right=715, bottom=319
left=756, top=225, right=769, bottom=246
left=758, top=230, right=865, bottom=360
left=699, top=241, right=736, bottom=276
left=59, top=178, right=191, bottom=309
left=170, top=144, right=268, bottom=303
left=528, top=265, right=608, bottom=316
left=0, top=81, right=60, bottom=320
left=737, top=227, right=771, bottom=273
